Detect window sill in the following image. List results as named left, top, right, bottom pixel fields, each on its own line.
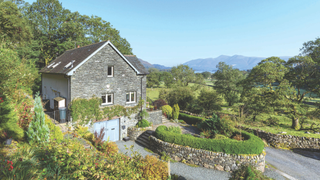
left=126, top=102, right=136, bottom=104
left=101, top=103, right=113, bottom=106
left=107, top=76, right=113, bottom=77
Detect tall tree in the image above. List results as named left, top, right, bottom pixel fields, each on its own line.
left=242, top=57, right=307, bottom=129
left=0, top=1, right=33, bottom=47
left=213, top=62, right=246, bottom=106
left=161, top=71, right=174, bottom=88
left=197, top=88, right=222, bottom=115
left=171, top=65, right=195, bottom=86
left=24, top=0, right=133, bottom=68
left=300, top=37, right=320, bottom=64
left=284, top=56, right=320, bottom=103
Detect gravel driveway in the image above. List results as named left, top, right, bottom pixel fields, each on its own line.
left=265, top=147, right=320, bottom=180
left=116, top=140, right=285, bottom=180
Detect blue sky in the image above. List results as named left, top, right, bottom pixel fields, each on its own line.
left=25, top=0, right=320, bottom=67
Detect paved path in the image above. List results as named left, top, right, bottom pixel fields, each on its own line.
left=265, top=147, right=320, bottom=180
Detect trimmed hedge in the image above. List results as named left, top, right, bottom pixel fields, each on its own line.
left=155, top=125, right=264, bottom=155
left=178, top=112, right=205, bottom=125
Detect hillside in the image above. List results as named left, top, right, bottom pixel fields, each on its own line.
left=139, top=55, right=292, bottom=72
left=183, top=55, right=291, bottom=71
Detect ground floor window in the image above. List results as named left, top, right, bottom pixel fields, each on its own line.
left=102, top=93, right=113, bottom=105
left=126, top=92, right=136, bottom=103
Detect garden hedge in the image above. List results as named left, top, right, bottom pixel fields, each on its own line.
left=178, top=112, right=205, bottom=125
left=155, top=125, right=264, bottom=155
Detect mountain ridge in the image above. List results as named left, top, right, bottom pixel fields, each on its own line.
left=138, top=55, right=292, bottom=72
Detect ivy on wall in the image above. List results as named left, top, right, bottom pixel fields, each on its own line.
left=69, top=96, right=144, bottom=126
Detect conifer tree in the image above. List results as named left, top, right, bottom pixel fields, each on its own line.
left=27, top=93, right=50, bottom=144
left=172, top=104, right=180, bottom=120
left=0, top=96, right=24, bottom=140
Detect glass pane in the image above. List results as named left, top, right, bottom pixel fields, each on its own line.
left=131, top=92, right=135, bottom=102
left=108, top=67, right=112, bottom=76
left=101, top=96, right=106, bottom=104
left=126, top=93, right=129, bottom=102
left=107, top=94, right=112, bottom=103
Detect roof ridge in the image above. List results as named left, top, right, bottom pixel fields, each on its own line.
left=66, top=40, right=108, bottom=52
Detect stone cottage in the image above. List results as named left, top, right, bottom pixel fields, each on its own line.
left=39, top=40, right=158, bottom=141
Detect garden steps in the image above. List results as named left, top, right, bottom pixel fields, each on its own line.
left=135, top=130, right=154, bottom=149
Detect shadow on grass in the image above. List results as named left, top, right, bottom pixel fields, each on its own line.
left=292, top=148, right=320, bottom=161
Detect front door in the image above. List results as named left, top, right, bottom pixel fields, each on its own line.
left=93, top=119, right=119, bottom=142
left=106, top=119, right=119, bottom=142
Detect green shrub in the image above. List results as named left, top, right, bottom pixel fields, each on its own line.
left=161, top=105, right=173, bottom=119
left=197, top=113, right=235, bottom=137
left=27, top=93, right=50, bottom=145
left=137, top=119, right=150, bottom=128
left=0, top=96, right=24, bottom=141
left=214, top=134, right=229, bottom=140
left=74, top=125, right=90, bottom=137
left=178, top=113, right=205, bottom=125
left=155, top=125, right=265, bottom=154
left=229, top=164, right=272, bottom=180
left=167, top=86, right=194, bottom=110
left=166, top=126, right=182, bottom=134
left=172, top=104, right=180, bottom=120
left=45, top=115, right=63, bottom=143
left=186, top=102, right=204, bottom=114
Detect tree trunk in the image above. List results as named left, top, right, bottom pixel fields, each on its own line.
left=291, top=117, right=299, bottom=129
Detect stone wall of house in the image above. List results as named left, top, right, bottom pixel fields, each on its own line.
left=146, top=110, right=162, bottom=125
left=240, top=127, right=320, bottom=150
left=127, top=126, right=152, bottom=141
left=70, top=43, right=147, bottom=108
left=149, top=135, right=265, bottom=172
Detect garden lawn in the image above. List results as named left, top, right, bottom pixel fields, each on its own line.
left=241, top=112, right=320, bottom=139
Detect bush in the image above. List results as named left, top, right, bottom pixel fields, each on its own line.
left=45, top=115, right=63, bottom=143
left=153, top=99, right=167, bottom=109
left=167, top=86, right=194, bottom=110
left=83, top=132, right=94, bottom=142
left=166, top=126, right=182, bottom=134
left=155, top=125, right=265, bottom=154
left=101, top=140, right=119, bottom=156
left=161, top=105, right=173, bottom=119
left=139, top=155, right=168, bottom=179
left=137, top=119, right=150, bottom=128
left=229, top=164, right=271, bottom=180
left=178, top=112, right=205, bottom=125
left=197, top=113, right=235, bottom=137
left=172, top=104, right=180, bottom=120
left=186, top=102, right=204, bottom=114
left=74, top=125, right=90, bottom=137
left=27, top=93, right=50, bottom=145
left=0, top=96, right=24, bottom=141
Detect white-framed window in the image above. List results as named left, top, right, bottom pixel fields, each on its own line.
left=107, top=66, right=114, bottom=77
left=102, top=94, right=113, bottom=105
left=126, top=92, right=136, bottom=103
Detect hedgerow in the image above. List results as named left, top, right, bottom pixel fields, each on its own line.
left=155, top=125, right=264, bottom=155
left=178, top=112, right=205, bottom=125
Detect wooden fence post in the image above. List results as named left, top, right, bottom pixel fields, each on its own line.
left=168, top=160, right=170, bottom=178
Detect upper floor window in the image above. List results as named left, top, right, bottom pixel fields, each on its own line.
left=108, top=66, right=114, bottom=77
left=102, top=93, right=113, bottom=105
left=126, top=92, right=136, bottom=103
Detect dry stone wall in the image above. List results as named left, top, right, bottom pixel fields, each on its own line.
left=149, top=135, right=265, bottom=172
left=240, top=127, right=320, bottom=150
left=146, top=110, right=162, bottom=125
left=127, top=126, right=152, bottom=141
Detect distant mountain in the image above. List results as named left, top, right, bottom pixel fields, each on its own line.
left=139, top=55, right=292, bottom=72
left=183, top=55, right=292, bottom=71
left=138, top=58, right=171, bottom=71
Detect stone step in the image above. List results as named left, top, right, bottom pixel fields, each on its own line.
left=135, top=138, right=150, bottom=148
left=137, top=136, right=150, bottom=146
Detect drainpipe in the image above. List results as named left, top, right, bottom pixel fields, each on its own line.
left=141, top=75, right=144, bottom=111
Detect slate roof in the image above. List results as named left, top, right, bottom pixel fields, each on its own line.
left=124, top=55, right=149, bottom=75
left=39, top=41, right=148, bottom=75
